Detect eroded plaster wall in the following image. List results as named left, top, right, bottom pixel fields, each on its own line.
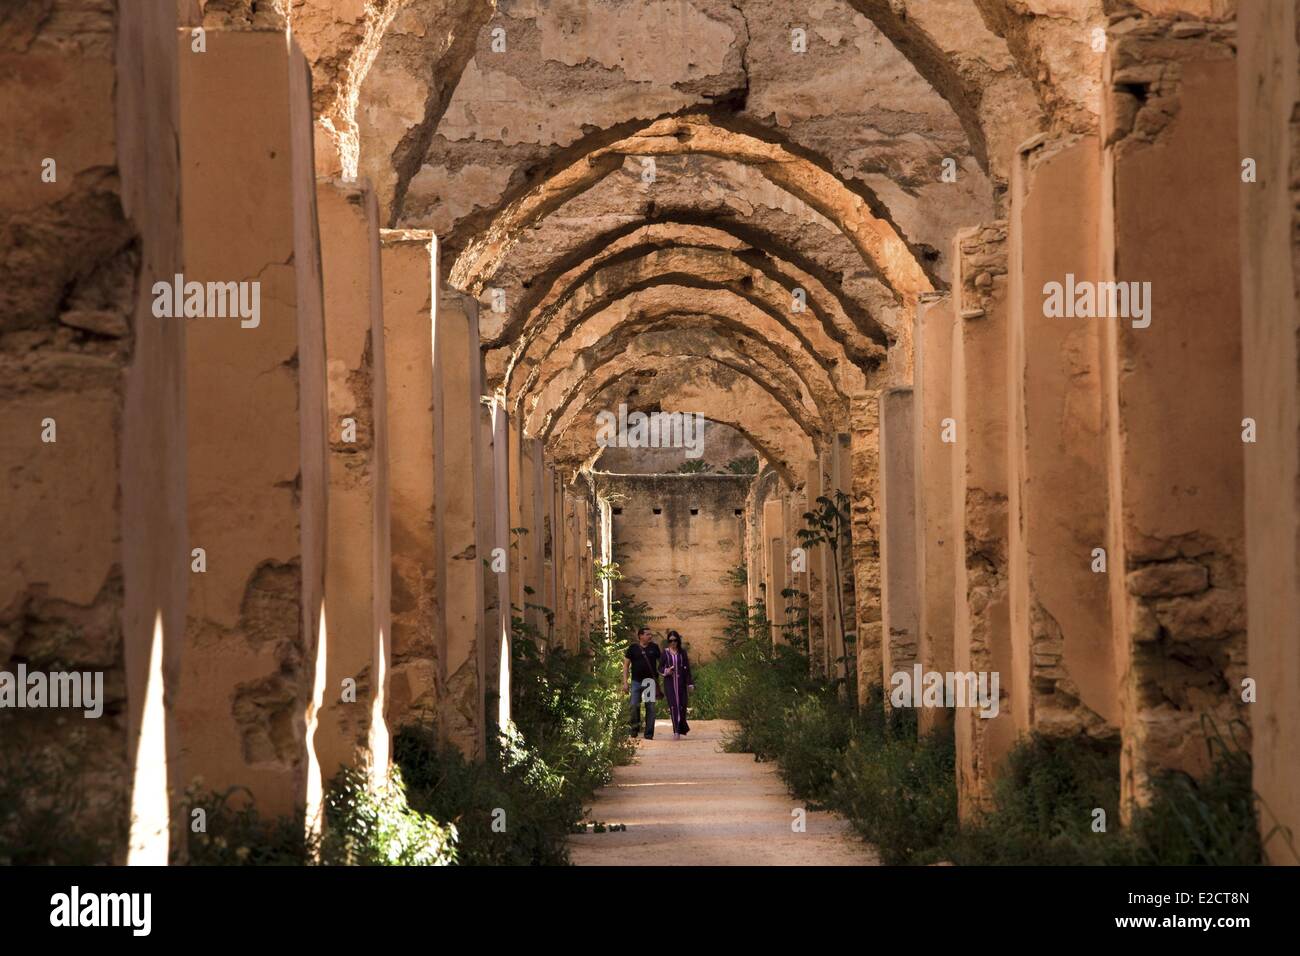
left=599, top=473, right=749, bottom=660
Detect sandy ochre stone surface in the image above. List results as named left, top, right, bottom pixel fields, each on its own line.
left=569, top=719, right=878, bottom=866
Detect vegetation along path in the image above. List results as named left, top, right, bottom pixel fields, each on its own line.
left=569, top=719, right=878, bottom=866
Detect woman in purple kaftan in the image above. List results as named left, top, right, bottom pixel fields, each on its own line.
left=660, top=631, right=694, bottom=739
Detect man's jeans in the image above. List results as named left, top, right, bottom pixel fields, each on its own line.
left=628, top=681, right=655, bottom=737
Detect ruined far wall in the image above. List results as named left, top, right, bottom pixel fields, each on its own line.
left=600, top=474, right=749, bottom=661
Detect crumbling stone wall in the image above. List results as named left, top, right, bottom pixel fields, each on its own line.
left=600, top=473, right=750, bottom=660
left=1100, top=16, right=1249, bottom=810
left=950, top=221, right=1016, bottom=816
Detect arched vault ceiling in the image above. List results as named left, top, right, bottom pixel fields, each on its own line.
left=490, top=227, right=880, bottom=390
left=301, top=0, right=1182, bottom=200
left=521, top=311, right=839, bottom=439
left=439, top=112, right=939, bottom=303
left=504, top=242, right=873, bottom=380
left=537, top=326, right=827, bottom=444
left=507, top=273, right=865, bottom=420
left=356, top=0, right=1029, bottom=231
left=474, top=155, right=904, bottom=344
left=548, top=357, right=817, bottom=484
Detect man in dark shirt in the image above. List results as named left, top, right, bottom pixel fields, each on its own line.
left=622, top=626, right=661, bottom=739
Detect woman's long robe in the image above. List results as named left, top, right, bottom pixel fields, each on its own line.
left=659, top=647, right=692, bottom=735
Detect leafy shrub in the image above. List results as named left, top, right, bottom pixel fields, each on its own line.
left=393, top=604, right=635, bottom=865
left=1123, top=720, right=1264, bottom=866
left=395, top=724, right=575, bottom=866
left=713, top=629, right=1264, bottom=866
left=0, top=725, right=127, bottom=865
left=183, top=786, right=313, bottom=865
left=833, top=723, right=957, bottom=864
left=774, top=694, right=854, bottom=805
left=322, top=767, right=457, bottom=866
left=942, top=733, right=1118, bottom=866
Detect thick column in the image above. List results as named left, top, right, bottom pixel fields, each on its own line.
left=817, top=450, right=845, bottom=682
left=803, top=460, right=827, bottom=677
left=520, top=437, right=546, bottom=639
left=763, top=497, right=788, bottom=642
left=844, top=417, right=876, bottom=707
left=553, top=483, right=569, bottom=646
left=880, top=388, right=919, bottom=705
left=379, top=230, right=441, bottom=734
left=1, top=3, right=186, bottom=863
left=541, top=464, right=559, bottom=639
left=598, top=495, right=614, bottom=636
left=491, top=401, right=513, bottom=730
left=1101, top=25, right=1247, bottom=811
left=316, top=179, right=391, bottom=784
left=785, top=486, right=811, bottom=660
left=951, top=223, right=1015, bottom=819
left=744, top=476, right=768, bottom=613
left=913, top=294, right=955, bottom=736
left=176, top=29, right=328, bottom=823
left=1239, top=0, right=1300, bottom=864
left=554, top=470, right=566, bottom=643
left=507, top=417, right=526, bottom=618
left=1007, top=135, right=1116, bottom=742
left=436, top=291, right=486, bottom=758
left=576, top=494, right=593, bottom=641
left=560, top=487, right=580, bottom=649
left=120, top=7, right=188, bottom=863
left=477, top=397, right=500, bottom=730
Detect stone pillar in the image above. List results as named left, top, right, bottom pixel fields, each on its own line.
left=1007, top=135, right=1116, bottom=743
left=762, top=497, right=788, bottom=643
left=880, top=387, right=919, bottom=706
left=950, top=223, right=1015, bottom=820
left=803, top=459, right=827, bottom=677
left=0, top=2, right=187, bottom=863
left=1238, top=0, right=1300, bottom=864
left=913, top=294, right=956, bottom=736
left=785, top=485, right=811, bottom=661
left=491, top=401, right=513, bottom=730
left=553, top=484, right=569, bottom=646
left=598, top=495, right=614, bottom=637
left=379, top=230, right=441, bottom=734
left=120, top=6, right=189, bottom=863
left=541, top=464, right=559, bottom=640
left=576, top=494, right=593, bottom=641
left=521, top=437, right=546, bottom=639
left=744, top=475, right=767, bottom=613
left=176, top=29, right=328, bottom=824
left=561, top=487, right=580, bottom=649
left=816, top=450, right=845, bottom=682
left=507, top=417, right=526, bottom=618
left=553, top=470, right=566, bottom=644
left=477, top=397, right=500, bottom=731
left=316, top=179, right=391, bottom=785
left=844, top=417, right=876, bottom=707
left=436, top=291, right=487, bottom=758
left=1101, top=24, right=1247, bottom=811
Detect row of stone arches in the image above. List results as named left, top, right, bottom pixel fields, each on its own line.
left=2, top=0, right=1296, bottom=869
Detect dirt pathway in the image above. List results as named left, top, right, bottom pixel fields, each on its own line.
left=569, top=718, right=879, bottom=865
